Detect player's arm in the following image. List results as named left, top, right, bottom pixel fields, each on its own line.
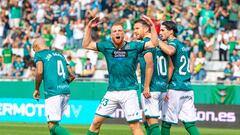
left=141, top=15, right=159, bottom=49
left=143, top=52, right=154, bottom=99
left=82, top=17, right=99, bottom=51
left=33, top=61, right=43, bottom=100
left=158, top=40, right=176, bottom=56
left=167, top=56, right=174, bottom=82
left=67, top=65, right=75, bottom=83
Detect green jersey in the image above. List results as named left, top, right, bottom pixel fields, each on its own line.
left=34, top=50, right=70, bottom=98
left=168, top=39, right=192, bottom=91
left=139, top=38, right=168, bottom=92
left=97, top=41, right=145, bottom=91
left=2, top=48, right=12, bottom=64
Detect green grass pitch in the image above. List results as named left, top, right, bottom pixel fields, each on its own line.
left=0, top=122, right=239, bottom=135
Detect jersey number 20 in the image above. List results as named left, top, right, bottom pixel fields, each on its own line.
left=179, top=56, right=190, bottom=75
left=57, top=60, right=66, bottom=79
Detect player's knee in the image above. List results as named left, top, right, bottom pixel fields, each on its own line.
left=162, top=121, right=171, bottom=129
left=183, top=122, right=196, bottom=129
left=128, top=121, right=141, bottom=131
left=92, top=120, right=103, bottom=130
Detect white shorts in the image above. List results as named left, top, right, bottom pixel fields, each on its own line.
left=141, top=92, right=166, bottom=119
left=161, top=90, right=197, bottom=124
left=96, top=90, right=142, bottom=122
left=3, top=63, right=12, bottom=75
left=45, top=94, right=70, bottom=122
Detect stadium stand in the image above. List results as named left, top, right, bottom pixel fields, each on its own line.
left=0, top=0, right=239, bottom=84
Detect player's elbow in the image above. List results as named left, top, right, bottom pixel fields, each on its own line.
left=146, top=61, right=154, bottom=69
left=167, top=49, right=175, bottom=56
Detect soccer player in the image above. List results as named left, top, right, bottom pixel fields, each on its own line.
left=33, top=37, right=75, bottom=135
left=158, top=21, right=200, bottom=135
left=82, top=16, right=158, bottom=135
left=134, top=20, right=174, bottom=135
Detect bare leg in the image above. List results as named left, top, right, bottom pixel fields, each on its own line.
left=129, top=121, right=144, bottom=135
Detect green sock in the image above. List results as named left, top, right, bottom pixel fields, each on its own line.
left=143, top=121, right=151, bottom=135
left=149, top=123, right=161, bottom=135
left=86, top=130, right=99, bottom=135
left=161, top=121, right=171, bottom=135
left=183, top=122, right=200, bottom=135
left=50, top=124, right=71, bottom=135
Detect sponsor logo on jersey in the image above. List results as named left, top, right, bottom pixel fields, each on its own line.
left=112, top=50, right=128, bottom=58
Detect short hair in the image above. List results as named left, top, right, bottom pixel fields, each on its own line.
left=134, top=19, right=150, bottom=32
left=111, top=22, right=124, bottom=28
left=162, top=21, right=178, bottom=37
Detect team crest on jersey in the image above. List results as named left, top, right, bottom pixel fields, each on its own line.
left=112, top=50, right=128, bottom=58
left=46, top=54, right=52, bottom=61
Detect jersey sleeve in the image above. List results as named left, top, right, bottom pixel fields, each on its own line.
left=96, top=41, right=107, bottom=52
left=168, top=40, right=177, bottom=49
left=142, top=48, right=154, bottom=56
left=33, top=53, right=42, bottom=63
left=134, top=41, right=145, bottom=54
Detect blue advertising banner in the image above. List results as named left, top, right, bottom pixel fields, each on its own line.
left=0, top=98, right=100, bottom=124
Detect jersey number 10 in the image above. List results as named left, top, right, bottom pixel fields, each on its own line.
left=157, top=56, right=167, bottom=76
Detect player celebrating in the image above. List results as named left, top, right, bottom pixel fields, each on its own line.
left=33, top=37, right=75, bottom=135
left=134, top=20, right=174, bottom=135
left=82, top=16, right=158, bottom=135
left=158, top=21, right=200, bottom=135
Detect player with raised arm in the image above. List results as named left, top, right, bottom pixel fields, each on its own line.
left=33, top=37, right=75, bottom=135
left=82, top=16, right=158, bottom=135
left=157, top=21, right=200, bottom=135
left=134, top=19, right=174, bottom=135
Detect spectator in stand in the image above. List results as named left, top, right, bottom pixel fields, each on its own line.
left=72, top=18, right=84, bottom=49
left=30, top=17, right=40, bottom=37
left=219, top=38, right=228, bottom=61
left=228, top=0, right=240, bottom=30
left=63, top=16, right=74, bottom=50
left=193, top=52, right=206, bottom=80
left=42, top=27, right=54, bottom=49
left=9, top=0, right=22, bottom=28
left=218, top=63, right=233, bottom=81
left=230, top=49, right=240, bottom=64
left=23, top=35, right=31, bottom=68
left=204, top=18, right=217, bottom=37
left=215, top=6, right=229, bottom=30
left=2, top=42, right=13, bottom=77
left=81, top=58, right=95, bottom=78
left=232, top=62, right=240, bottom=81
left=67, top=55, right=76, bottom=74
left=23, top=60, right=35, bottom=80
left=197, top=2, right=215, bottom=36
left=12, top=55, right=24, bottom=77
left=228, top=36, right=239, bottom=57
left=53, top=28, right=67, bottom=53
left=43, top=5, right=54, bottom=28
left=0, top=19, right=4, bottom=47
left=0, top=56, right=3, bottom=76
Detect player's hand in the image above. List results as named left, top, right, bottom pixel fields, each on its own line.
left=141, top=15, right=154, bottom=26
left=143, top=87, right=151, bottom=99
left=33, top=90, right=40, bottom=101
left=87, top=16, right=100, bottom=28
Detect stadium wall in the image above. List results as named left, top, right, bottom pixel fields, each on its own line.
left=0, top=81, right=240, bottom=104
left=0, top=81, right=240, bottom=128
